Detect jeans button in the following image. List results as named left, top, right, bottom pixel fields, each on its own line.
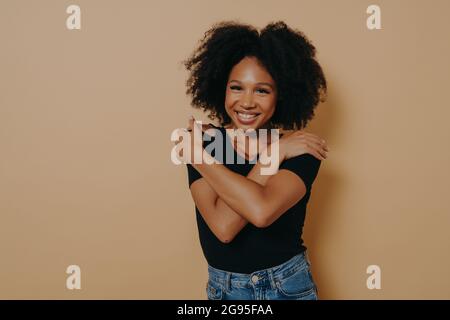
left=251, top=275, right=259, bottom=284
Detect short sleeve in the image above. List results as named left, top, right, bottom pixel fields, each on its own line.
left=279, top=154, right=322, bottom=192
left=186, top=164, right=202, bottom=188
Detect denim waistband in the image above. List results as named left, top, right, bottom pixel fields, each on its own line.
left=207, top=251, right=311, bottom=291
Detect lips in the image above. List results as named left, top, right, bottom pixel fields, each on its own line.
left=235, top=111, right=260, bottom=124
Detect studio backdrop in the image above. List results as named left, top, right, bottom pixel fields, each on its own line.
left=0, top=0, right=449, bottom=299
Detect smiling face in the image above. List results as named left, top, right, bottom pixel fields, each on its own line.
left=224, top=56, right=277, bottom=130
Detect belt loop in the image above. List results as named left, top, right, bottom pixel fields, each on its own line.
left=225, top=272, right=231, bottom=292
left=267, top=268, right=276, bottom=290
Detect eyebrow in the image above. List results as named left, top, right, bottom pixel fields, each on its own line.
left=229, top=80, right=275, bottom=89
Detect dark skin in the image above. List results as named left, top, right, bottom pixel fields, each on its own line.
left=176, top=57, right=329, bottom=243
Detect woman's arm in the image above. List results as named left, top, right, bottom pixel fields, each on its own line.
left=192, top=152, right=292, bottom=228
left=190, top=158, right=277, bottom=243
left=182, top=119, right=328, bottom=240
left=190, top=123, right=328, bottom=228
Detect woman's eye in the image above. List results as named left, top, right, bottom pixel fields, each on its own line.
left=230, top=85, right=242, bottom=90
left=256, top=88, right=270, bottom=94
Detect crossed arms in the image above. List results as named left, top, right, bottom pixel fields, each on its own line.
left=189, top=151, right=307, bottom=243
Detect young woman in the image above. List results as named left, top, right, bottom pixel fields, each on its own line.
left=177, top=21, right=328, bottom=300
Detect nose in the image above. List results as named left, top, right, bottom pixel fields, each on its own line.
left=241, top=91, right=255, bottom=109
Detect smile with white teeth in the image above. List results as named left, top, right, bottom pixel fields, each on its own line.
left=236, top=111, right=260, bottom=121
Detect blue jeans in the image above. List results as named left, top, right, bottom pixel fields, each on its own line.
left=206, top=251, right=319, bottom=300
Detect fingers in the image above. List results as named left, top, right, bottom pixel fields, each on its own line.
left=311, top=149, right=326, bottom=161
left=187, top=115, right=209, bottom=133
left=296, top=134, right=329, bottom=153
left=314, top=139, right=329, bottom=160
left=293, top=131, right=328, bottom=148
left=317, top=146, right=328, bottom=160
left=303, top=143, right=327, bottom=161
left=312, top=138, right=329, bottom=155
left=300, top=134, right=329, bottom=160
left=187, top=115, right=194, bottom=131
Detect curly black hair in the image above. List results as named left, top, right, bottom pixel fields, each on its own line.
left=183, top=21, right=327, bottom=130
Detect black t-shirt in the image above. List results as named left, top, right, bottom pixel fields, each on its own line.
left=186, top=126, right=321, bottom=273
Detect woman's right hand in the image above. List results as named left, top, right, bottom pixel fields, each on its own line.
left=279, top=130, right=329, bottom=162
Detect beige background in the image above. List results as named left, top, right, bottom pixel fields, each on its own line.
left=0, top=0, right=449, bottom=299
